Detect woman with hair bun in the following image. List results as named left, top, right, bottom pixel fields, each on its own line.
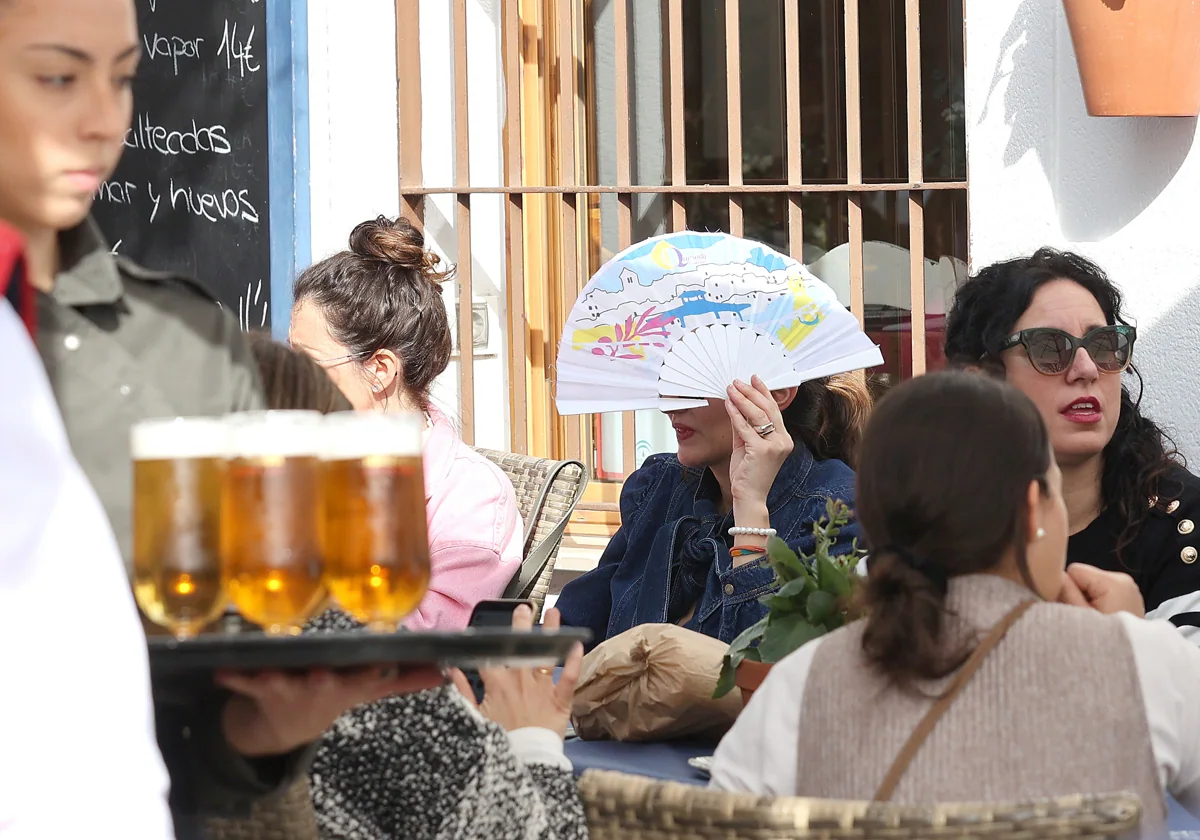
left=710, top=372, right=1200, bottom=837
left=289, top=215, right=523, bottom=631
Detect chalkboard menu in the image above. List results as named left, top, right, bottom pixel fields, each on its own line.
left=92, top=0, right=272, bottom=331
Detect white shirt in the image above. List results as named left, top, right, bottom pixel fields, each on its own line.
left=710, top=611, right=1200, bottom=816
left=0, top=301, right=175, bottom=838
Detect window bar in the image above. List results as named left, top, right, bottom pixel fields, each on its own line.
left=452, top=0, right=475, bottom=444
left=848, top=194, right=865, bottom=324
left=725, top=0, right=744, bottom=236
left=454, top=196, right=475, bottom=443
left=668, top=0, right=687, bottom=231
left=506, top=193, right=529, bottom=454
left=396, top=0, right=422, bottom=228
left=618, top=191, right=637, bottom=479
left=784, top=0, right=803, bottom=259
left=502, top=0, right=528, bottom=454
left=908, top=192, right=927, bottom=375
left=905, top=0, right=927, bottom=375
left=398, top=182, right=964, bottom=195
left=556, top=0, right=583, bottom=463
left=607, top=0, right=637, bottom=478
left=844, top=0, right=865, bottom=323
left=844, top=0, right=863, bottom=186
left=402, top=195, right=425, bottom=235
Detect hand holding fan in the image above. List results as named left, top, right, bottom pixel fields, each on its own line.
left=554, top=232, right=884, bottom=415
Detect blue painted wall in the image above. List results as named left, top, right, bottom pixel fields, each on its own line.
left=266, top=0, right=311, bottom=338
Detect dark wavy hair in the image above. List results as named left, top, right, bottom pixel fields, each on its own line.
left=943, top=248, right=1183, bottom=564
left=856, top=371, right=1050, bottom=690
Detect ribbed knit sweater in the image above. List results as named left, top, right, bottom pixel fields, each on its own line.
left=795, top=575, right=1165, bottom=835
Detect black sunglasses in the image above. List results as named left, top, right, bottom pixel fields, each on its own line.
left=997, top=325, right=1136, bottom=376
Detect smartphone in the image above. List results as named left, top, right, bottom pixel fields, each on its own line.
left=469, top=598, right=535, bottom=628
left=464, top=599, right=535, bottom=702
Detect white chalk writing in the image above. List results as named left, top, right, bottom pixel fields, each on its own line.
left=217, top=20, right=260, bottom=78
left=142, top=33, right=205, bottom=76
left=124, top=113, right=232, bottom=156
left=168, top=178, right=260, bottom=225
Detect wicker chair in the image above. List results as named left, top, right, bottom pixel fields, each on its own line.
left=203, top=777, right=319, bottom=840
left=476, top=449, right=589, bottom=618
left=579, top=770, right=1142, bottom=840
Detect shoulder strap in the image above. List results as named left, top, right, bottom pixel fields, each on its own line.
left=502, top=460, right=587, bottom=600
left=873, top=599, right=1036, bottom=802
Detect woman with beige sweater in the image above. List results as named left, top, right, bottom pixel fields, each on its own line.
left=711, top=371, right=1200, bottom=837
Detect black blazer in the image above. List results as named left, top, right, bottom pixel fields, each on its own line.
left=1067, top=464, right=1200, bottom=634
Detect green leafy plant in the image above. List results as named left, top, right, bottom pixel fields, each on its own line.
left=714, top=499, right=866, bottom=698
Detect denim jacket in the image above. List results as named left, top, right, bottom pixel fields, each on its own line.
left=556, top=447, right=861, bottom=650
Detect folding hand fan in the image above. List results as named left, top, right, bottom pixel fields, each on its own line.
left=554, top=231, right=884, bottom=416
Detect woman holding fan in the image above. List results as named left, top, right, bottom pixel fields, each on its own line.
left=555, top=233, right=878, bottom=648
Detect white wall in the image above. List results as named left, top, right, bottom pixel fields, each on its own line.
left=307, top=0, right=511, bottom=451
left=967, top=0, right=1200, bottom=459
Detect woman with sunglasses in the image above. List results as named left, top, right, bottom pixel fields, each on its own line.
left=944, top=248, right=1200, bottom=640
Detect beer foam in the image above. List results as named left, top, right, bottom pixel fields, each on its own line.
left=132, top=416, right=230, bottom=460
left=226, top=410, right=324, bottom=458
left=320, top=411, right=423, bottom=459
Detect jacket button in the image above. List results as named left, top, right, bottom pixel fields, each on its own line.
left=119, top=384, right=132, bottom=397
left=1168, top=500, right=1181, bottom=514
left=63, top=334, right=81, bottom=351
left=1179, top=519, right=1194, bottom=536
left=1183, top=547, right=1198, bottom=565
left=723, top=583, right=735, bottom=596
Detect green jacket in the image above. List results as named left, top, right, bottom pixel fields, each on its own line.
left=34, top=218, right=308, bottom=837
left=36, top=218, right=264, bottom=569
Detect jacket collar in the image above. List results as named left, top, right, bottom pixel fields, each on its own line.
left=0, top=222, right=33, bottom=337
left=52, top=218, right=123, bottom=307
left=689, top=443, right=816, bottom=519
left=421, top=406, right=459, bottom=501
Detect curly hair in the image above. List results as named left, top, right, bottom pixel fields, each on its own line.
left=943, top=247, right=1184, bottom=564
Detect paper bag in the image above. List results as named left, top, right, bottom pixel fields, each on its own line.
left=570, top=624, right=743, bottom=742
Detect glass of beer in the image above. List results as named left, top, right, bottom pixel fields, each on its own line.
left=321, top=411, right=431, bottom=631
left=132, top=417, right=229, bottom=639
left=222, top=411, right=327, bottom=635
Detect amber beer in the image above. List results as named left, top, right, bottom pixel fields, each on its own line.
left=222, top=411, right=327, bottom=635
left=132, top=417, right=229, bottom=638
left=321, top=412, right=431, bottom=630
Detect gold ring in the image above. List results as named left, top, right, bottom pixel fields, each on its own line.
left=535, top=667, right=555, bottom=677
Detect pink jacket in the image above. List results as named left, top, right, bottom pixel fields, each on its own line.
left=409, top=409, right=523, bottom=630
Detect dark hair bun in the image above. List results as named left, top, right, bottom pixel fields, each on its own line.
left=348, top=215, right=453, bottom=285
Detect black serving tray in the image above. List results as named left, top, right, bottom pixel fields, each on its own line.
left=148, top=627, right=590, bottom=676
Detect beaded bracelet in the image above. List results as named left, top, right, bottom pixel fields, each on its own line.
left=728, top=526, right=777, bottom=538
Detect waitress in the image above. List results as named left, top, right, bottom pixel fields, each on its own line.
left=0, top=0, right=441, bottom=836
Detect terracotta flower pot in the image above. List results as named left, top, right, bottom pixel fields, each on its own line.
left=735, top=660, right=774, bottom=706
left=1062, top=0, right=1200, bottom=117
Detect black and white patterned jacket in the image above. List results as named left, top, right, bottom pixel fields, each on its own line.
left=307, top=613, right=587, bottom=840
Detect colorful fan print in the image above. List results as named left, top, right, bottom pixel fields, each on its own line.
left=554, top=231, right=884, bottom=415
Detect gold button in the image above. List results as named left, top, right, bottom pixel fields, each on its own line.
left=1183, top=547, right=1198, bottom=565
left=1148, top=496, right=1159, bottom=509
left=1168, top=500, right=1181, bottom=514
left=1179, top=519, right=1195, bottom=535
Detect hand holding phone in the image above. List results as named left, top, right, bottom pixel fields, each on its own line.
left=451, top=604, right=584, bottom=738
left=461, top=599, right=535, bottom=702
